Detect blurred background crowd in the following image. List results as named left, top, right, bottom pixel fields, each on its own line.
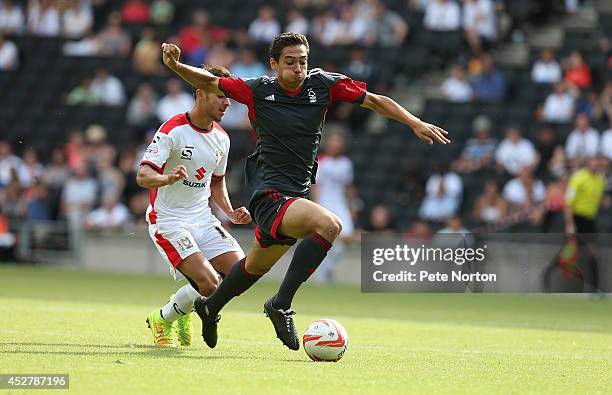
left=0, top=0, right=611, bottom=261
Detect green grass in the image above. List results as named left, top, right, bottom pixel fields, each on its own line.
left=0, top=264, right=611, bottom=395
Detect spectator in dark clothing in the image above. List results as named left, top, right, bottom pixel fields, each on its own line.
left=473, top=54, right=506, bottom=102
left=534, top=126, right=559, bottom=178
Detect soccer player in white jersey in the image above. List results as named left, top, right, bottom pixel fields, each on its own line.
left=136, top=65, right=251, bottom=347
left=313, top=133, right=356, bottom=282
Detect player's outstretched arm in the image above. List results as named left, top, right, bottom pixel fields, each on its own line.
left=161, top=43, right=224, bottom=96
left=136, top=164, right=188, bottom=189
left=361, top=92, right=450, bottom=145
left=210, top=177, right=251, bottom=225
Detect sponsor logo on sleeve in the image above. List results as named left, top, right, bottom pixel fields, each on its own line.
left=145, top=145, right=158, bottom=158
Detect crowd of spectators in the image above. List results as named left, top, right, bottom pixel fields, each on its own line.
left=383, top=108, right=611, bottom=235
left=0, top=125, right=152, bottom=256
left=0, top=0, right=611, bottom=261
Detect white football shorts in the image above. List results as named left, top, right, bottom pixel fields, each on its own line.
left=148, top=217, right=243, bottom=281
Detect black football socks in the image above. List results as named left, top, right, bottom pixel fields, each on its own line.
left=273, top=233, right=332, bottom=310
left=205, top=257, right=261, bottom=316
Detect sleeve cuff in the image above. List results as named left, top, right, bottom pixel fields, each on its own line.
left=140, top=161, right=163, bottom=174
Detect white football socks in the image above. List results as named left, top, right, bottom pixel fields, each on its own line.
left=160, top=284, right=201, bottom=322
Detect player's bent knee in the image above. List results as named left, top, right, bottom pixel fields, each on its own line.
left=335, top=215, right=344, bottom=234
left=315, top=214, right=342, bottom=240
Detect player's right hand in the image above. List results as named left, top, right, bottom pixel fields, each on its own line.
left=166, top=165, right=188, bottom=185
left=161, top=43, right=181, bottom=69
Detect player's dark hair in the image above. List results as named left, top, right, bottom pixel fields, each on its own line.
left=269, top=32, right=309, bottom=61
left=193, top=65, right=231, bottom=98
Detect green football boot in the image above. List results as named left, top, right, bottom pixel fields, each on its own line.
left=168, top=294, right=193, bottom=346
left=175, top=311, right=194, bottom=346
left=146, top=310, right=175, bottom=347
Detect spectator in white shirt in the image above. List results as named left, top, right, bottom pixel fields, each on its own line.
left=502, top=166, right=546, bottom=209
left=97, top=11, right=132, bottom=56
left=62, top=32, right=100, bottom=56
left=565, top=113, right=600, bottom=161
left=434, top=216, right=474, bottom=249
left=61, top=161, right=97, bottom=224
left=531, top=49, right=562, bottom=85
left=220, top=99, right=250, bottom=131
left=127, top=83, right=158, bottom=128
left=156, top=78, right=194, bottom=122
left=248, top=5, right=280, bottom=43
left=0, top=140, right=22, bottom=187
left=542, top=81, right=576, bottom=123
left=424, top=0, right=461, bottom=32
left=370, top=2, right=408, bottom=47
left=18, top=148, right=45, bottom=188
left=332, top=7, right=369, bottom=46
left=419, top=163, right=463, bottom=222
left=62, top=0, right=93, bottom=38
left=463, top=0, right=497, bottom=54
left=0, top=0, right=25, bottom=34
left=90, top=68, right=126, bottom=106
left=565, top=0, right=579, bottom=14
left=495, top=127, right=539, bottom=175
left=27, top=0, right=60, bottom=37
left=311, top=10, right=342, bottom=46
left=601, top=127, right=612, bottom=160
left=285, top=9, right=308, bottom=35
left=441, top=64, right=473, bottom=102
left=85, top=194, right=130, bottom=230
left=0, top=33, right=18, bottom=70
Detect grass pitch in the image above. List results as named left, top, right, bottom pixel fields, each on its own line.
left=0, top=264, right=611, bottom=395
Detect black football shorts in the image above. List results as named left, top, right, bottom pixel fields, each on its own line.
left=248, top=189, right=301, bottom=248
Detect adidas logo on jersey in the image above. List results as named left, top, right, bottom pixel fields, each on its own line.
left=264, top=94, right=275, bottom=101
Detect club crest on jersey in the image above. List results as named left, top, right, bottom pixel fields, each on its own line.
left=181, top=146, right=194, bottom=160
left=307, top=88, right=317, bottom=103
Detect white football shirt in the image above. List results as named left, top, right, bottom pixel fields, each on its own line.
left=315, top=155, right=354, bottom=235
left=141, top=113, right=230, bottom=225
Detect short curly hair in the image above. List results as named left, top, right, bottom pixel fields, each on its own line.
left=269, top=32, right=309, bottom=61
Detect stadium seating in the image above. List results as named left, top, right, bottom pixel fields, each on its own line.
left=1, top=0, right=610, bottom=232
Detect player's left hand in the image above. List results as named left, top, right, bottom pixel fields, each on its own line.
left=413, top=121, right=450, bottom=145
left=229, top=207, right=251, bottom=225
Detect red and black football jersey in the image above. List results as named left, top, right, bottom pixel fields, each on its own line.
left=218, top=68, right=367, bottom=196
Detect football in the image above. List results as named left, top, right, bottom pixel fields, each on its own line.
left=303, top=318, right=349, bottom=362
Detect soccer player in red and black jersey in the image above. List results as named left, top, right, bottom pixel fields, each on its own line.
left=161, top=33, right=450, bottom=351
